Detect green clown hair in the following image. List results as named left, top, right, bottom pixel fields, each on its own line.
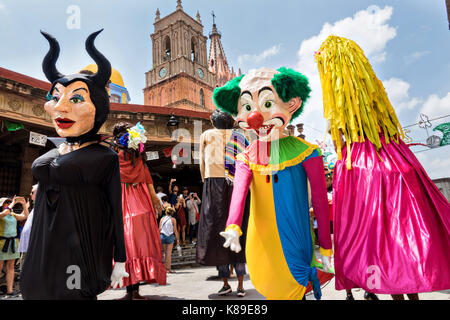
left=271, top=67, right=311, bottom=121
left=213, top=68, right=311, bottom=121
left=213, top=75, right=245, bottom=116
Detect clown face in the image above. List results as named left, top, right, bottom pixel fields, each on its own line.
left=236, top=69, right=302, bottom=141
left=44, top=81, right=96, bottom=138
left=213, top=67, right=309, bottom=142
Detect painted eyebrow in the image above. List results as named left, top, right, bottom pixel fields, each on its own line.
left=240, top=91, right=252, bottom=99
left=71, top=87, right=89, bottom=94
left=258, top=87, right=273, bottom=96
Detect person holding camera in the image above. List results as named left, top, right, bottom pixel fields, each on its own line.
left=0, top=196, right=29, bottom=298
left=18, top=185, right=38, bottom=260
left=186, top=193, right=201, bottom=245
left=168, top=178, right=179, bottom=206
left=175, top=194, right=187, bottom=245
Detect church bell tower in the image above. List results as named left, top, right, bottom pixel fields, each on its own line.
left=144, top=1, right=216, bottom=111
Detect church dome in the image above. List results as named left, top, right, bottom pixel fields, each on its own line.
left=81, top=64, right=131, bottom=104
left=82, top=64, right=125, bottom=87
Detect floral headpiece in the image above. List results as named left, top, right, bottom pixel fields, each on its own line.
left=118, top=122, right=147, bottom=153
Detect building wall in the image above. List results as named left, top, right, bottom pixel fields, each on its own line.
left=102, top=108, right=212, bottom=145
left=0, top=90, right=51, bottom=196
left=433, top=177, right=450, bottom=201
left=19, top=146, right=40, bottom=196
left=144, top=73, right=213, bottom=111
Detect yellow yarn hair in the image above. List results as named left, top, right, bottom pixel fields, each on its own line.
left=315, top=35, right=404, bottom=169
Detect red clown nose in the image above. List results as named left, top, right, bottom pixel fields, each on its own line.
left=246, top=111, right=264, bottom=130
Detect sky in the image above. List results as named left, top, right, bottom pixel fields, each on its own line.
left=0, top=0, right=449, bottom=179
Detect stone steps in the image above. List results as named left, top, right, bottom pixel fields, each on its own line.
left=166, top=243, right=198, bottom=268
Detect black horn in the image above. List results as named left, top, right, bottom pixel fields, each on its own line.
left=85, top=29, right=111, bottom=87
left=40, top=30, right=64, bottom=83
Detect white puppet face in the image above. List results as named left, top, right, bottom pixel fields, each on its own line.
left=44, top=81, right=96, bottom=138
left=235, top=68, right=302, bottom=141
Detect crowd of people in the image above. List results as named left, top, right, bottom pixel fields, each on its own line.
left=0, top=195, right=29, bottom=297
left=0, top=184, right=37, bottom=298
left=1, top=31, right=448, bottom=301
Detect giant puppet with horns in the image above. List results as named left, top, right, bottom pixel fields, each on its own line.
left=20, top=30, right=129, bottom=300
left=315, top=36, right=450, bottom=296
left=214, top=67, right=333, bottom=300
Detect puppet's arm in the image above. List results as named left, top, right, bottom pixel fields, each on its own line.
left=303, top=151, right=333, bottom=257
left=106, top=155, right=129, bottom=287
left=147, top=183, right=163, bottom=214
left=199, top=132, right=206, bottom=182
left=143, top=159, right=162, bottom=213
left=220, top=160, right=252, bottom=253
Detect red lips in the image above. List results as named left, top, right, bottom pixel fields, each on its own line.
left=55, top=118, right=75, bottom=129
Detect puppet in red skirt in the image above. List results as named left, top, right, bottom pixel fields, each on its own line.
left=113, top=122, right=166, bottom=300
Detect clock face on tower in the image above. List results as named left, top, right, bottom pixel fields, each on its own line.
left=197, top=68, right=204, bottom=79
left=159, top=67, right=167, bottom=78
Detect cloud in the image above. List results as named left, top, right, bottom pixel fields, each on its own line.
left=419, top=92, right=450, bottom=119
left=404, top=50, right=431, bottom=65
left=237, top=44, right=281, bottom=66
left=383, top=78, right=422, bottom=112
left=297, top=5, right=396, bottom=74
left=415, top=150, right=450, bottom=180
left=293, top=5, right=397, bottom=140
left=0, top=2, right=7, bottom=14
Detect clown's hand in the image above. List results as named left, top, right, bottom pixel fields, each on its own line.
left=110, top=262, right=129, bottom=289
left=220, top=229, right=241, bottom=253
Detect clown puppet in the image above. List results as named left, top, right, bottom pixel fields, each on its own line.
left=215, top=67, right=333, bottom=300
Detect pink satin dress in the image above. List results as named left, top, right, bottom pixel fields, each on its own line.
left=119, top=151, right=166, bottom=286
left=333, top=134, right=450, bottom=294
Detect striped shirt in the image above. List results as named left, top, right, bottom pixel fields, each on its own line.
left=225, top=130, right=250, bottom=182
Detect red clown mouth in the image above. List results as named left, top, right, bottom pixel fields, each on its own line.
left=55, top=118, right=75, bottom=129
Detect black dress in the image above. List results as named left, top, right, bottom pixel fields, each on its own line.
left=20, top=143, right=126, bottom=300
left=196, top=178, right=250, bottom=266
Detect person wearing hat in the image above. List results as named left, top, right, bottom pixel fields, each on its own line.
left=0, top=196, right=29, bottom=298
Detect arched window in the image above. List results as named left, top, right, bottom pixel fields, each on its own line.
left=191, top=37, right=197, bottom=62
left=200, top=88, right=205, bottom=107
left=164, top=36, right=171, bottom=61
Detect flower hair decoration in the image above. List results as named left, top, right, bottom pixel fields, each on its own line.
left=118, top=122, right=147, bottom=152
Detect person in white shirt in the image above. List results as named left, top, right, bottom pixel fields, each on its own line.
left=159, top=207, right=179, bottom=273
